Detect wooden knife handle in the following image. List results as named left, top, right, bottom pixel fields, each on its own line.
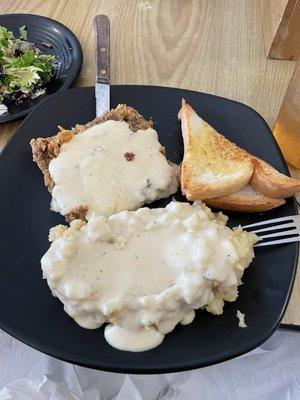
left=94, top=14, right=110, bottom=84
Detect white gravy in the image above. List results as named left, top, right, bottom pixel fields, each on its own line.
left=42, top=201, right=256, bottom=352
left=48, top=120, right=179, bottom=219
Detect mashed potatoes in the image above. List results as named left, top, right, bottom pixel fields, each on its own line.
left=41, top=201, right=257, bottom=352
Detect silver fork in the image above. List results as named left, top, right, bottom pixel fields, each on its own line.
left=243, top=215, right=300, bottom=247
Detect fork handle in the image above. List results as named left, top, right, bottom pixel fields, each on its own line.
left=94, top=15, right=110, bottom=84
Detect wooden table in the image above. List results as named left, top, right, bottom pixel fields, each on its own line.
left=0, top=0, right=299, bottom=326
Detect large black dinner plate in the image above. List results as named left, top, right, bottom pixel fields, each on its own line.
left=0, top=86, right=298, bottom=374
left=0, top=14, right=82, bottom=123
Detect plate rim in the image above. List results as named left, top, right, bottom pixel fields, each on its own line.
left=0, top=13, right=83, bottom=124
left=0, top=85, right=298, bottom=373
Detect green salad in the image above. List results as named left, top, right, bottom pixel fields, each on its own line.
left=0, top=25, right=55, bottom=113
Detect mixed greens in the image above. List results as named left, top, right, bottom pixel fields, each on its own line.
left=0, top=25, right=55, bottom=113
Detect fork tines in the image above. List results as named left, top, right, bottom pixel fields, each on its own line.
left=243, top=215, right=300, bottom=247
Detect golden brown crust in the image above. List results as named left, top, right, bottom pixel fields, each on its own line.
left=179, top=100, right=300, bottom=208
left=30, top=130, right=74, bottom=190
left=204, top=186, right=285, bottom=212
left=250, top=156, right=300, bottom=198
left=30, top=104, right=153, bottom=220
left=73, top=104, right=153, bottom=133
left=179, top=99, right=254, bottom=200
left=65, top=205, right=88, bottom=222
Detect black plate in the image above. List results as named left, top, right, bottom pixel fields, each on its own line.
left=0, top=86, right=298, bottom=374
left=0, top=14, right=82, bottom=123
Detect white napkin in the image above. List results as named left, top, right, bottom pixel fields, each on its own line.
left=0, top=376, right=80, bottom=400
left=0, top=329, right=300, bottom=400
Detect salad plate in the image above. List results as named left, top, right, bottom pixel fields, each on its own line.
left=0, top=14, right=82, bottom=123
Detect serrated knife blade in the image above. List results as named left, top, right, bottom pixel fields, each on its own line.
left=94, top=15, right=110, bottom=117
left=95, top=82, right=110, bottom=117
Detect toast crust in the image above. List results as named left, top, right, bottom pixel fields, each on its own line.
left=179, top=100, right=254, bottom=200
left=204, top=186, right=285, bottom=212
left=250, top=157, right=300, bottom=198
left=179, top=100, right=300, bottom=212
left=30, top=104, right=153, bottom=220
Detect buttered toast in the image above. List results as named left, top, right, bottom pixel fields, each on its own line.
left=204, top=185, right=285, bottom=213
left=251, top=157, right=300, bottom=199
left=179, top=100, right=300, bottom=212
left=178, top=100, right=254, bottom=200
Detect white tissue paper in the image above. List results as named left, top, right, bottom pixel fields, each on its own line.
left=0, top=328, right=300, bottom=400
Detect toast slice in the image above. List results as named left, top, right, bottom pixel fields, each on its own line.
left=204, top=185, right=285, bottom=212
left=178, top=100, right=254, bottom=200
left=250, top=157, right=300, bottom=198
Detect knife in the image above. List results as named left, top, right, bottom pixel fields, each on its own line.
left=94, top=14, right=110, bottom=117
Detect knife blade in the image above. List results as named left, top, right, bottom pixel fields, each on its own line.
left=94, top=14, right=110, bottom=117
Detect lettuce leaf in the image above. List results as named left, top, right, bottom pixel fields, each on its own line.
left=0, top=25, right=55, bottom=103
left=0, top=26, right=13, bottom=46
left=4, top=66, right=42, bottom=93
left=19, top=25, right=28, bottom=40
left=0, top=26, right=14, bottom=57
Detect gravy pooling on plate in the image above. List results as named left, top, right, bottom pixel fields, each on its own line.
left=41, top=201, right=257, bottom=352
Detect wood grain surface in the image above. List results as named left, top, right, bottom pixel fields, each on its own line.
left=261, top=0, right=300, bottom=61
left=94, top=14, right=110, bottom=84
left=0, top=0, right=298, bottom=326
left=260, top=0, right=289, bottom=57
